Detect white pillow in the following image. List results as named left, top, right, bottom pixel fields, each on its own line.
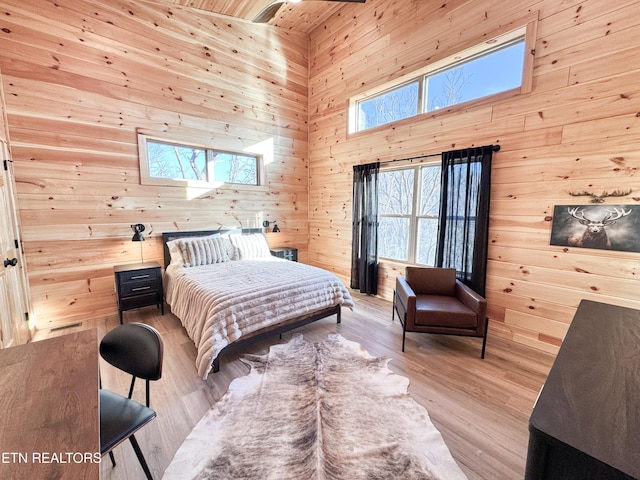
left=167, top=238, right=186, bottom=266
left=167, top=234, right=220, bottom=266
left=179, top=236, right=234, bottom=267
left=220, top=235, right=239, bottom=261
left=229, top=233, right=271, bottom=260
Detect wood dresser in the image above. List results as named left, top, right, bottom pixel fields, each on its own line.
left=0, top=329, right=100, bottom=479
left=525, top=299, right=640, bottom=479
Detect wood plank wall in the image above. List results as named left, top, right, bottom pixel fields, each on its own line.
left=308, top=0, right=640, bottom=354
left=0, top=0, right=309, bottom=330
left=3, top=0, right=640, bottom=355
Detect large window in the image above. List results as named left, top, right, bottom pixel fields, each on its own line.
left=138, top=134, right=262, bottom=187
left=378, top=163, right=441, bottom=265
left=350, top=22, right=534, bottom=133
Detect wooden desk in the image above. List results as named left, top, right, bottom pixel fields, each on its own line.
left=526, top=300, right=640, bottom=479
left=0, top=329, right=100, bottom=479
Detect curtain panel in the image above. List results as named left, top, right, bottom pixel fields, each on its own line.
left=351, top=163, right=380, bottom=295
left=436, top=146, right=494, bottom=296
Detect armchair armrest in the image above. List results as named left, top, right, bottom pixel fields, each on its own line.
left=455, top=280, right=487, bottom=322
left=395, top=276, right=416, bottom=323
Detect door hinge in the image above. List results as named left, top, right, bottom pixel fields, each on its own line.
left=14, top=239, right=19, bottom=249
left=24, top=312, right=29, bottom=322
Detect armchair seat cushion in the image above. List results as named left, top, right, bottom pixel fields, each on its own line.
left=415, top=295, right=478, bottom=328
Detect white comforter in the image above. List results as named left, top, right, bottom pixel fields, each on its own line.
left=165, top=257, right=354, bottom=378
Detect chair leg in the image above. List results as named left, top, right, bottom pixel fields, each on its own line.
left=129, top=434, right=153, bottom=480
left=392, top=291, right=396, bottom=322
left=128, top=376, right=136, bottom=400
left=401, top=313, right=407, bottom=352
left=109, top=451, right=116, bottom=467
left=481, top=317, right=489, bottom=359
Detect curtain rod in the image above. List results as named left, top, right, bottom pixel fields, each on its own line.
left=380, top=144, right=500, bottom=166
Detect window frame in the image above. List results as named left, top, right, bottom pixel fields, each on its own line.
left=137, top=133, right=266, bottom=189
left=378, top=162, right=441, bottom=265
left=348, top=14, right=537, bottom=134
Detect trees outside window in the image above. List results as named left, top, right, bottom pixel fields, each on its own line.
left=425, top=40, right=524, bottom=112
left=138, top=135, right=261, bottom=187
left=378, top=163, right=441, bottom=265
left=211, top=151, right=258, bottom=185
left=147, top=141, right=206, bottom=181
left=357, top=81, right=419, bottom=131
left=349, top=25, right=531, bottom=133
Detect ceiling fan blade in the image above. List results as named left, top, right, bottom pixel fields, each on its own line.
left=252, top=1, right=287, bottom=23
left=252, top=0, right=366, bottom=24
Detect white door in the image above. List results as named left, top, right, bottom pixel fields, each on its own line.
left=0, top=83, right=31, bottom=347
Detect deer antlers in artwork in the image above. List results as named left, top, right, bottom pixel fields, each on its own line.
left=566, top=206, right=632, bottom=249
left=567, top=206, right=632, bottom=226
left=567, top=189, right=632, bottom=203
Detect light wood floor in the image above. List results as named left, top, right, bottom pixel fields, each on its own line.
left=37, top=292, right=554, bottom=480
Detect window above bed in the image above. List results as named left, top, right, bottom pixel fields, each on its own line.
left=138, top=133, right=265, bottom=188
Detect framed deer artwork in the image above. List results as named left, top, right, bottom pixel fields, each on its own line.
left=550, top=205, right=640, bottom=252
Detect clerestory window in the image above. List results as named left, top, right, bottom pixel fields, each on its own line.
left=349, top=21, right=535, bottom=133
left=137, top=134, right=263, bottom=188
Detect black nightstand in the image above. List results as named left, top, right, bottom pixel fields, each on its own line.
left=114, top=262, right=164, bottom=324
left=270, top=247, right=298, bottom=262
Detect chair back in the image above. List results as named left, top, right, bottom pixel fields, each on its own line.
left=405, top=267, right=456, bottom=296
left=100, top=323, right=163, bottom=381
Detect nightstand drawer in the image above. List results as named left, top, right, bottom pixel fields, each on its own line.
left=117, top=268, right=160, bottom=284
left=119, top=279, right=161, bottom=298
left=119, top=292, right=162, bottom=311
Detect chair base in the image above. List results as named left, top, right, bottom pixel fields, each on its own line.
left=393, top=289, right=488, bottom=359
left=105, top=435, right=153, bottom=480
left=129, top=434, right=153, bottom=480
left=100, top=389, right=156, bottom=480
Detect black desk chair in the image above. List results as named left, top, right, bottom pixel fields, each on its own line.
left=100, top=322, right=164, bottom=407
left=99, top=323, right=164, bottom=480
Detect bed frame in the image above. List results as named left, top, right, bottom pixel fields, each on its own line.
left=161, top=228, right=342, bottom=373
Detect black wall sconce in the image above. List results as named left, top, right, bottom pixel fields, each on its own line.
left=262, top=220, right=280, bottom=233
left=131, top=224, right=145, bottom=262
left=131, top=223, right=145, bottom=241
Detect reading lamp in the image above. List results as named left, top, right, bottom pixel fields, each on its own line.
left=262, top=220, right=280, bottom=233
left=131, top=224, right=145, bottom=262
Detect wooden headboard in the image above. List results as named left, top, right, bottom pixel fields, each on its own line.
left=161, top=228, right=262, bottom=268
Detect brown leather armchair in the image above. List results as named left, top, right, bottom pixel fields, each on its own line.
left=393, top=266, right=488, bottom=358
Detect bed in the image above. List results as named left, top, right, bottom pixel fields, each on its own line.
left=162, top=229, right=355, bottom=379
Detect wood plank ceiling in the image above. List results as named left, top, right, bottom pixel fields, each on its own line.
left=152, top=0, right=350, bottom=32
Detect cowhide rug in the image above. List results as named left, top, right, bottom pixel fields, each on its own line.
left=163, top=334, right=467, bottom=480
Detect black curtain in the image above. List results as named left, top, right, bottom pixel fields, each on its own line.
left=351, top=162, right=380, bottom=295
left=435, top=146, right=495, bottom=296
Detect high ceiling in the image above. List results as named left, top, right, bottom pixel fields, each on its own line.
left=156, top=0, right=354, bottom=33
